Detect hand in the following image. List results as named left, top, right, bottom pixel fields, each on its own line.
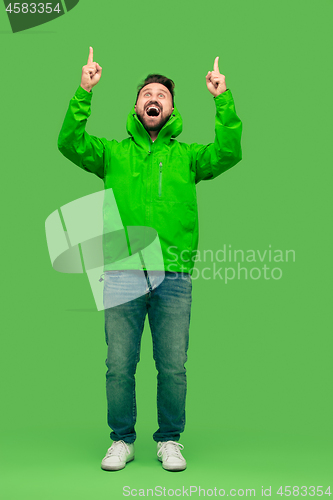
left=80, top=47, right=102, bottom=92
left=205, top=57, right=226, bottom=97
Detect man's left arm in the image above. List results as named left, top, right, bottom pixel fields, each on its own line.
left=191, top=57, right=243, bottom=184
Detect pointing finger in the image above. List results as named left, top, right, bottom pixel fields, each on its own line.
left=214, top=56, right=220, bottom=73
left=87, top=46, right=93, bottom=64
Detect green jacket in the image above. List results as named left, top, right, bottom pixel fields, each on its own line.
left=58, top=86, right=242, bottom=275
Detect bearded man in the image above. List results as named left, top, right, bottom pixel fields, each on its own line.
left=58, top=47, right=242, bottom=472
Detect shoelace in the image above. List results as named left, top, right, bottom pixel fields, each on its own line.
left=157, top=441, right=184, bottom=459
left=105, top=440, right=130, bottom=459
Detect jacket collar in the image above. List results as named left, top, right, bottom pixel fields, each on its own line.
left=126, top=103, right=183, bottom=150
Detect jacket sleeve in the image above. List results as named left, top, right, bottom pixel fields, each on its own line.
left=190, top=89, right=242, bottom=184
left=58, top=86, right=106, bottom=180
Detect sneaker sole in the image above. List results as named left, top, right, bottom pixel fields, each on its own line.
left=158, top=457, right=186, bottom=472
left=101, top=456, right=134, bottom=471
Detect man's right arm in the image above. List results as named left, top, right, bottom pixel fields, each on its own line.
left=57, top=85, right=105, bottom=180
left=58, top=46, right=105, bottom=179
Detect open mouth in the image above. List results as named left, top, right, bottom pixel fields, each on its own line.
left=146, top=105, right=160, bottom=117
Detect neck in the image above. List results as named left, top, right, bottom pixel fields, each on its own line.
left=149, top=131, right=158, bottom=141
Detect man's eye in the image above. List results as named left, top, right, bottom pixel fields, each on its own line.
left=144, top=93, right=150, bottom=97
left=159, top=94, right=164, bottom=98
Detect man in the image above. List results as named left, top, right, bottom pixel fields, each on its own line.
left=58, top=47, right=242, bottom=472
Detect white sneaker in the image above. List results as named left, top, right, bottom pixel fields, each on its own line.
left=101, top=440, right=135, bottom=471
left=157, top=441, right=186, bottom=471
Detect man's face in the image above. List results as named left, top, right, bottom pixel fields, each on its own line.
left=135, top=83, right=174, bottom=134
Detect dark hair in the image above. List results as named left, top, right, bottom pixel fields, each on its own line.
left=136, top=74, right=175, bottom=104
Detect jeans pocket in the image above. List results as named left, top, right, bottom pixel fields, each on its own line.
left=182, top=272, right=192, bottom=283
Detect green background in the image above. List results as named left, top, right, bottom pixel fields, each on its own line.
left=1, top=0, right=332, bottom=498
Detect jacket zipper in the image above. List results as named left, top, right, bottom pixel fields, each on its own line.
left=158, top=162, right=163, bottom=197
left=144, top=141, right=153, bottom=265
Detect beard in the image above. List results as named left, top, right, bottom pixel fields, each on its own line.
left=136, top=108, right=172, bottom=133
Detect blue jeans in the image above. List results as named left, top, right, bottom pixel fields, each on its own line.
left=103, top=270, right=192, bottom=444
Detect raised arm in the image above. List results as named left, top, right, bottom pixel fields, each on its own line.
left=191, top=57, right=242, bottom=184
left=58, top=47, right=106, bottom=180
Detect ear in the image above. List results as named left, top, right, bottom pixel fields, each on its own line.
left=135, top=104, right=137, bottom=112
